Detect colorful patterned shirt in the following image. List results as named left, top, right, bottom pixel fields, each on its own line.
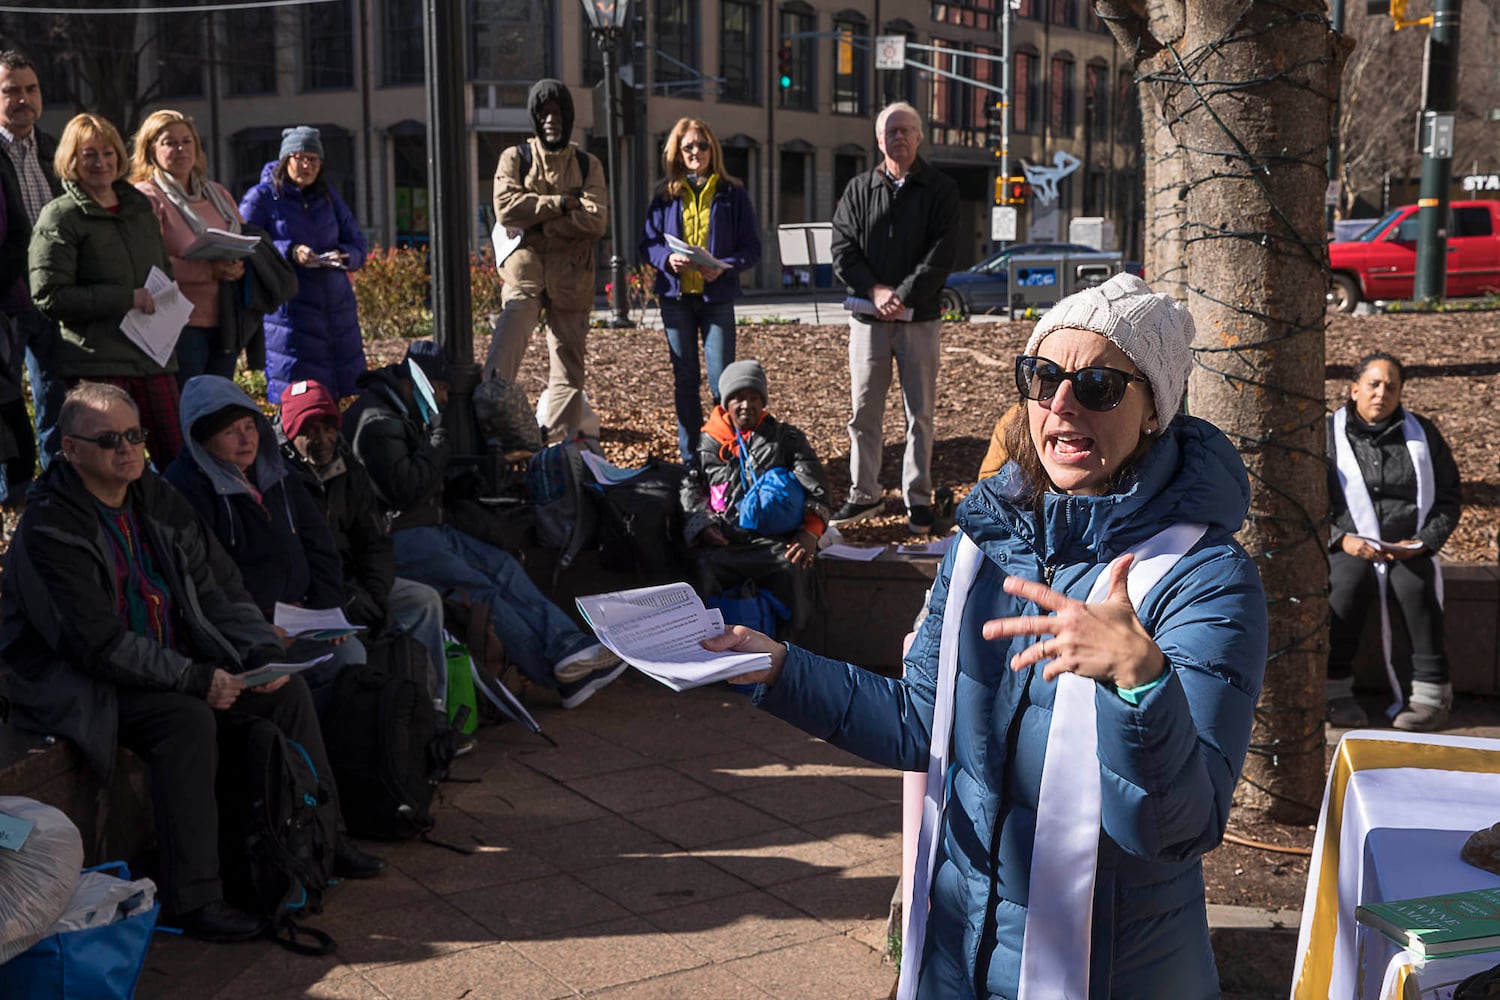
left=96, top=499, right=181, bottom=652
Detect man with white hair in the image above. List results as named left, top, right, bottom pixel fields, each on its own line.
left=828, top=101, right=958, bottom=535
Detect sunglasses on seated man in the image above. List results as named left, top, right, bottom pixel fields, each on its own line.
left=67, top=427, right=150, bottom=449
left=1014, top=355, right=1149, bottom=413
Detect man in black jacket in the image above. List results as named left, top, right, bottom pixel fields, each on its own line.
left=0, top=50, right=62, bottom=470
left=344, top=341, right=624, bottom=709
left=828, top=101, right=958, bottom=536
left=0, top=382, right=383, bottom=943
left=278, top=378, right=452, bottom=717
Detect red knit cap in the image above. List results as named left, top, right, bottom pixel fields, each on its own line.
left=279, top=379, right=340, bottom=439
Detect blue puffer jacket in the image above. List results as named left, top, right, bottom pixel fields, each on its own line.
left=239, top=162, right=368, bottom=400
left=757, top=415, right=1267, bottom=1000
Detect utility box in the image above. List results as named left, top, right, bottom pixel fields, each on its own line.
left=1006, top=251, right=1124, bottom=317
left=1068, top=216, right=1117, bottom=252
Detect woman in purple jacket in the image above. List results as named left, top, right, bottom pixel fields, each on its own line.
left=239, top=127, right=367, bottom=401
left=639, top=118, right=761, bottom=471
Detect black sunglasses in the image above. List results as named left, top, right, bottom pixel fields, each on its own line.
left=68, top=427, right=149, bottom=450
left=1015, top=356, right=1148, bottom=413
left=680, top=141, right=711, bottom=154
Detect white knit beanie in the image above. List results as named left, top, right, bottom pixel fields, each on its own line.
left=1024, top=273, right=1195, bottom=429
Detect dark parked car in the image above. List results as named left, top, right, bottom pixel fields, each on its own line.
left=940, top=242, right=1144, bottom=318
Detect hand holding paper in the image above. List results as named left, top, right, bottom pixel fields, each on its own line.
left=273, top=603, right=362, bottom=641
left=664, top=233, right=730, bottom=273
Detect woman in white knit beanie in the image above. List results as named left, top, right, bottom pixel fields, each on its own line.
left=707, top=272, right=1266, bottom=999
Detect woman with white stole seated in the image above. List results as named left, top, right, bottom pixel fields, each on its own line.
left=707, top=273, right=1267, bottom=999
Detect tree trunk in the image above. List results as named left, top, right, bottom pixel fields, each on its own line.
left=1163, top=0, right=1345, bottom=824
left=1098, top=0, right=1346, bottom=825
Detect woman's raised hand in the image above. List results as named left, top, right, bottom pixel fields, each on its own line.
left=981, top=554, right=1165, bottom=690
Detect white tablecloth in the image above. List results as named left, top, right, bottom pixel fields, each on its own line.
left=1291, top=731, right=1500, bottom=999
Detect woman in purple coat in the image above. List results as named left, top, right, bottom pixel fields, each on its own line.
left=639, top=118, right=761, bottom=471
left=239, top=127, right=367, bottom=401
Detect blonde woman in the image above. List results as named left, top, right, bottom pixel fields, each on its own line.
left=130, top=110, right=246, bottom=386
left=28, top=113, right=180, bottom=465
left=639, top=118, right=761, bottom=471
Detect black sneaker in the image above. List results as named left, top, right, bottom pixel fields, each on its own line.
left=558, top=659, right=628, bottom=709
left=907, top=505, right=934, bottom=535
left=829, top=499, right=884, bottom=527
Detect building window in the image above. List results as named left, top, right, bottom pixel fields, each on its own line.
left=1014, top=0, right=1037, bottom=18
left=654, top=0, right=700, bottom=98
left=930, top=0, right=997, bottom=31
left=304, top=0, right=354, bottom=90
left=831, top=12, right=867, bottom=116
left=1086, top=0, right=1108, bottom=32
left=472, top=0, right=554, bottom=83
left=382, top=0, right=424, bottom=86
left=1117, top=67, right=1140, bottom=145
left=1013, top=49, right=1037, bottom=134
left=1048, top=0, right=1078, bottom=27
left=224, top=9, right=276, bottom=96
left=720, top=0, right=759, bottom=104
left=1084, top=60, right=1107, bottom=142
left=157, top=15, right=205, bottom=98
left=778, top=4, right=815, bottom=112
left=1050, top=54, right=1074, bottom=135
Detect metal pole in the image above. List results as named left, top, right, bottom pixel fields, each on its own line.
left=1413, top=0, right=1461, bottom=304
left=998, top=0, right=1012, bottom=247
left=423, top=0, right=478, bottom=454
left=598, top=29, right=635, bottom=328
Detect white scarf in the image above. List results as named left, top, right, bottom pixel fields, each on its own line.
left=150, top=169, right=242, bottom=239
left=899, top=522, right=1207, bottom=1000
left=1331, top=406, right=1440, bottom=717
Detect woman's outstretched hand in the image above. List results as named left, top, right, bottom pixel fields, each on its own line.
left=981, top=554, right=1165, bottom=690
left=702, top=625, right=786, bottom=687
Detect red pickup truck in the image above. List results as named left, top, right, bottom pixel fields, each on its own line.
left=1328, top=200, right=1500, bottom=311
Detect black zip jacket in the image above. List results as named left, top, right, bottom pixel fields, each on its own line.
left=1327, top=402, right=1462, bottom=553
left=830, top=157, right=959, bottom=322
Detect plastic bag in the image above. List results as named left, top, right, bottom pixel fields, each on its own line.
left=50, top=869, right=157, bottom=933
left=0, top=797, right=83, bottom=963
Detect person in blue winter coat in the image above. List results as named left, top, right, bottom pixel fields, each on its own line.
left=708, top=273, right=1268, bottom=999
left=639, top=117, right=761, bottom=470
left=238, top=126, right=367, bottom=401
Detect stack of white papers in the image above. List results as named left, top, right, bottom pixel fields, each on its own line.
left=821, top=544, right=885, bottom=561
left=181, top=227, right=260, bottom=261
left=273, top=603, right=362, bottom=641
left=665, top=233, right=729, bottom=271
left=576, top=582, right=768, bottom=691
left=119, top=266, right=193, bottom=367
left=1349, top=535, right=1425, bottom=554
left=239, top=653, right=333, bottom=688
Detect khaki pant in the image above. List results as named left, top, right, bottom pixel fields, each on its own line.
left=847, top=316, right=941, bottom=509
left=485, top=293, right=590, bottom=442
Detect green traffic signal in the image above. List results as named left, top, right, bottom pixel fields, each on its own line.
left=780, top=74, right=792, bottom=88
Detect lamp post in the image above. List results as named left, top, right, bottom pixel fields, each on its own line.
left=581, top=0, right=634, bottom=328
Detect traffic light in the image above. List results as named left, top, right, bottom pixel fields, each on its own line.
left=985, top=100, right=1004, bottom=154
left=778, top=43, right=793, bottom=89
left=995, top=175, right=1029, bottom=205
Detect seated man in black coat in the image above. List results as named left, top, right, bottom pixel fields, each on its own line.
left=0, top=382, right=383, bottom=943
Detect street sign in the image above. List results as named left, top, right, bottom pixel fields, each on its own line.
left=875, top=35, right=906, bottom=70
left=1324, top=180, right=1341, bottom=207
left=991, top=205, right=1017, bottom=242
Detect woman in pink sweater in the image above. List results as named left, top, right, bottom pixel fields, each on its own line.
left=130, top=110, right=247, bottom=387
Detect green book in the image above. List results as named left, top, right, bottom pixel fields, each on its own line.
left=1356, top=885, right=1500, bottom=959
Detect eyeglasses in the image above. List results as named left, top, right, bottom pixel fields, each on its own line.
left=680, top=141, right=710, bottom=154
left=288, top=153, right=321, bottom=164
left=1015, top=356, right=1148, bottom=413
left=156, top=137, right=195, bottom=150
left=68, top=427, right=149, bottom=450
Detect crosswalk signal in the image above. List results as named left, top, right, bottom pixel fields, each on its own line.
left=995, top=175, right=1029, bottom=205
left=985, top=100, right=1004, bottom=154
left=778, top=43, right=794, bottom=89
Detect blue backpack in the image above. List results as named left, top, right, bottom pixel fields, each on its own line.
left=736, top=447, right=804, bottom=536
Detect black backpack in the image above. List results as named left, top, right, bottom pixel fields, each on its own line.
left=216, top=716, right=338, bottom=955
left=323, top=634, right=464, bottom=841
left=525, top=439, right=599, bottom=582
left=593, top=461, right=686, bottom=575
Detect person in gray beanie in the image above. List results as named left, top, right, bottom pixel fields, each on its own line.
left=680, top=359, right=831, bottom=639
left=703, top=274, right=1267, bottom=999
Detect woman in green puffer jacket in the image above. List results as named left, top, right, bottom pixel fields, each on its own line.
left=28, top=113, right=180, bottom=466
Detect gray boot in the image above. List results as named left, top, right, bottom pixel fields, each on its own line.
left=1326, top=676, right=1368, bottom=728
left=1393, top=682, right=1452, bottom=732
